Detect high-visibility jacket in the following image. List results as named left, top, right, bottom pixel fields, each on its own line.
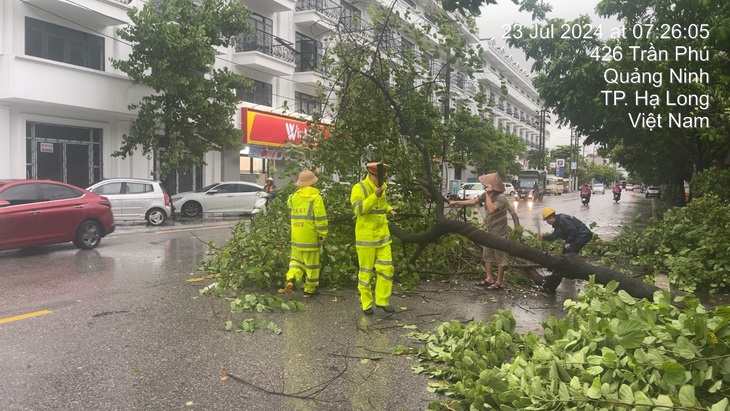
left=287, top=186, right=328, bottom=251
left=350, top=177, right=393, bottom=248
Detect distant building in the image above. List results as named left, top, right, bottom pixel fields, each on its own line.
left=1, top=0, right=544, bottom=192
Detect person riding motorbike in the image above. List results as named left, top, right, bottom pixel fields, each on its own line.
left=579, top=184, right=591, bottom=205
left=612, top=184, right=622, bottom=202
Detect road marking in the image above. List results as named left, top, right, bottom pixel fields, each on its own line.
left=0, top=309, right=52, bottom=325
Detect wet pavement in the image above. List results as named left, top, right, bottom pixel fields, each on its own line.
left=0, top=194, right=658, bottom=410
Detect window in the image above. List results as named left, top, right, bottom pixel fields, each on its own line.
left=296, top=33, right=323, bottom=72
left=295, top=92, right=319, bottom=116
left=25, top=17, right=104, bottom=70
left=0, top=184, right=39, bottom=205
left=39, top=184, right=82, bottom=201
left=340, top=1, right=360, bottom=31
left=237, top=80, right=272, bottom=107
left=126, top=183, right=152, bottom=194
left=401, top=38, right=414, bottom=58
left=236, top=184, right=260, bottom=193
left=215, top=184, right=236, bottom=193
left=237, top=14, right=273, bottom=53
left=92, top=182, right=123, bottom=195
left=454, top=72, right=465, bottom=90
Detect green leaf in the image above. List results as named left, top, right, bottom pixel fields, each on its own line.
left=710, top=398, right=729, bottom=411
left=661, top=361, right=687, bottom=385
left=586, top=376, right=602, bottom=399
left=618, top=384, right=634, bottom=403
left=675, top=336, right=698, bottom=360
left=617, top=290, right=636, bottom=305
left=678, top=385, right=697, bottom=407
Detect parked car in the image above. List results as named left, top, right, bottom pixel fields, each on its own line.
left=592, top=183, right=605, bottom=194
left=459, top=182, right=484, bottom=200
left=87, top=178, right=172, bottom=226
left=459, top=182, right=515, bottom=200
left=645, top=186, right=661, bottom=199
left=0, top=179, right=115, bottom=251
left=171, top=181, right=269, bottom=217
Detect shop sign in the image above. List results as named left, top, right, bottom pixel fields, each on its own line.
left=241, top=108, right=329, bottom=147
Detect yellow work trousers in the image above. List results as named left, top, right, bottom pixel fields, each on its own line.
left=356, top=245, right=393, bottom=310
left=285, top=249, right=320, bottom=293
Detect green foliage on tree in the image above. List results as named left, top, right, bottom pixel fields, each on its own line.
left=111, top=0, right=251, bottom=177
left=505, top=0, right=730, bottom=203
left=690, top=167, right=730, bottom=202
left=199, top=0, right=527, bottom=293
left=398, top=279, right=730, bottom=410
left=449, top=107, right=525, bottom=179
left=596, top=195, right=730, bottom=293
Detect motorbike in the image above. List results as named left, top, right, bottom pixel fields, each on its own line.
left=613, top=191, right=621, bottom=203
left=580, top=192, right=591, bottom=205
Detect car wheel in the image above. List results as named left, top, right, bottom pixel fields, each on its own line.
left=73, top=220, right=102, bottom=250
left=146, top=208, right=167, bottom=226
left=182, top=201, right=202, bottom=217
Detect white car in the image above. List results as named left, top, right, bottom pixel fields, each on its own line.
left=592, top=183, right=605, bottom=194
left=87, top=178, right=172, bottom=226
left=503, top=182, right=516, bottom=196
left=459, top=182, right=485, bottom=200
left=459, top=182, right=515, bottom=200
left=172, top=181, right=269, bottom=217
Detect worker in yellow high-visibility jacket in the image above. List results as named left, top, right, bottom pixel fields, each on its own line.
left=350, top=162, right=398, bottom=315
left=284, top=170, right=328, bottom=298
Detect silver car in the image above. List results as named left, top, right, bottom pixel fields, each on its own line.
left=87, top=178, right=172, bottom=226
left=172, top=181, right=269, bottom=217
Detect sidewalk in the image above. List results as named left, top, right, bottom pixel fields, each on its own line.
left=111, top=215, right=244, bottom=233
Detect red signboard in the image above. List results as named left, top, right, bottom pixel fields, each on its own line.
left=242, top=108, right=312, bottom=147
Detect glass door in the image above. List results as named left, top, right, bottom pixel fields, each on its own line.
left=36, top=141, right=62, bottom=181
left=66, top=143, right=91, bottom=188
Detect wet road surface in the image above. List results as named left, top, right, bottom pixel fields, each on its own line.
left=0, top=193, right=661, bottom=410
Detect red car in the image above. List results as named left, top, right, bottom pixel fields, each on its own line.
left=0, top=180, right=115, bottom=251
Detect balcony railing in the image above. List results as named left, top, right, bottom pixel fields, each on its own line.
left=235, top=30, right=296, bottom=63
left=296, top=0, right=341, bottom=21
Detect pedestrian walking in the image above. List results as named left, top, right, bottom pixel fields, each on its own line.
left=284, top=170, right=328, bottom=298
left=448, top=173, right=520, bottom=290
left=539, top=207, right=593, bottom=254
left=351, top=162, right=398, bottom=315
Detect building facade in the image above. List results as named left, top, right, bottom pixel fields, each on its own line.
left=0, top=0, right=543, bottom=192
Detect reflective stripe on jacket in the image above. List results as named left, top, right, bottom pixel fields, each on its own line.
left=350, top=177, right=393, bottom=248
left=287, top=186, right=328, bottom=251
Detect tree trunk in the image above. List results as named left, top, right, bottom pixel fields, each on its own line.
left=390, top=219, right=663, bottom=300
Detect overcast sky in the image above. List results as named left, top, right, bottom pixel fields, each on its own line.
left=476, top=1, right=620, bottom=148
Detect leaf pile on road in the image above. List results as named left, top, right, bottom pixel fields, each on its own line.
left=395, top=278, right=730, bottom=410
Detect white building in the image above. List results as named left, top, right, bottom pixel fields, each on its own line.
left=0, top=0, right=543, bottom=193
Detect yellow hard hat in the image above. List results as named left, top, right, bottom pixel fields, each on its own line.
left=541, top=207, right=556, bottom=220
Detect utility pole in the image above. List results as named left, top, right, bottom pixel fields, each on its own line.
left=537, top=109, right=550, bottom=170
left=570, top=127, right=581, bottom=192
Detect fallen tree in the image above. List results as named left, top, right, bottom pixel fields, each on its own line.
left=390, top=218, right=663, bottom=300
